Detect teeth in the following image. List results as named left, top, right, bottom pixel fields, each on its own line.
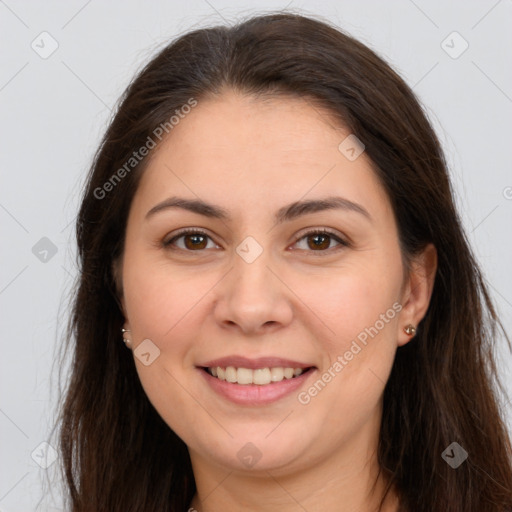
left=284, top=368, right=294, bottom=379
left=208, top=366, right=306, bottom=385
left=225, top=366, right=237, bottom=383
left=237, top=367, right=253, bottom=385
left=253, top=368, right=271, bottom=385
left=270, top=367, right=284, bottom=382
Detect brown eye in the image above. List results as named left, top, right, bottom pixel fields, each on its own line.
left=306, top=233, right=331, bottom=250
left=293, top=229, right=348, bottom=253
left=163, top=228, right=348, bottom=254
left=182, top=233, right=208, bottom=250
left=163, top=230, right=217, bottom=251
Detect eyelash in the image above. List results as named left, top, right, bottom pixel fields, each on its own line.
left=162, top=228, right=349, bottom=255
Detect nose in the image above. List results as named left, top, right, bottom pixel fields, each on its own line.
left=213, top=248, right=293, bottom=336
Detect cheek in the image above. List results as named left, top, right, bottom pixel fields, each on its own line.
left=292, top=261, right=402, bottom=352
left=293, top=260, right=402, bottom=403
left=122, top=245, right=216, bottom=343
left=296, top=277, right=400, bottom=432
left=121, top=253, right=213, bottom=436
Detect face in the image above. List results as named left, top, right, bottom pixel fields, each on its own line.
left=118, top=91, right=429, bottom=477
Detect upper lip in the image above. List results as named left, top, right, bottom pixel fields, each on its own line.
left=199, top=355, right=315, bottom=370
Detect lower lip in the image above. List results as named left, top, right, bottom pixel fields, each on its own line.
left=198, top=368, right=316, bottom=405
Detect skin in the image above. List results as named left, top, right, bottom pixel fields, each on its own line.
left=117, top=90, right=437, bottom=511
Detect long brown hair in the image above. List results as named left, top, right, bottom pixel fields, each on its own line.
left=51, top=11, right=512, bottom=511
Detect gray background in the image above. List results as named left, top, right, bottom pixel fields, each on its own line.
left=1, top=1, right=511, bottom=510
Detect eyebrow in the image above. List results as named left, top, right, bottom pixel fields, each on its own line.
left=145, top=195, right=372, bottom=223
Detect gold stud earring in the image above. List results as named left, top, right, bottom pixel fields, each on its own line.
left=404, top=324, right=416, bottom=336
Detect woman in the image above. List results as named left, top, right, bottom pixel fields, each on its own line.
left=53, top=12, right=512, bottom=512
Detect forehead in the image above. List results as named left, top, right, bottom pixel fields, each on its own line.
left=131, top=91, right=392, bottom=224
left=160, top=91, right=348, bottom=163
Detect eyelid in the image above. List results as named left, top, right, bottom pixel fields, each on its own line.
left=162, top=226, right=350, bottom=254
left=294, top=227, right=348, bottom=242
left=162, top=227, right=218, bottom=248
left=292, top=227, right=350, bottom=252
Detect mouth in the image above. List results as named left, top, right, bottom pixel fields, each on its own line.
left=196, top=356, right=317, bottom=405
left=201, top=365, right=315, bottom=385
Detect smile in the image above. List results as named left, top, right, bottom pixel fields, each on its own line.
left=205, top=366, right=312, bottom=385
left=198, top=365, right=316, bottom=405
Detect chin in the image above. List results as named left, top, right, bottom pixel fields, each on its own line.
left=193, top=430, right=313, bottom=474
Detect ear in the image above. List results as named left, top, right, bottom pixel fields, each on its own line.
left=397, top=243, right=437, bottom=347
